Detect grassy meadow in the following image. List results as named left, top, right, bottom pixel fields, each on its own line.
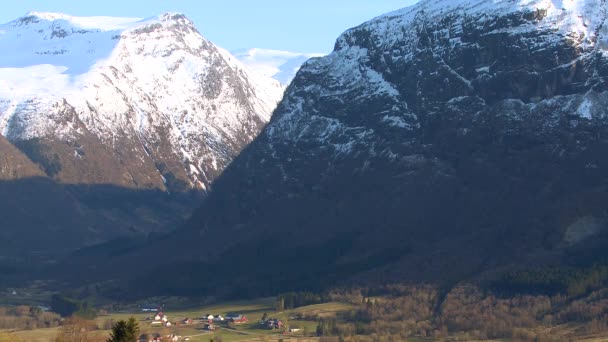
left=3, top=298, right=357, bottom=342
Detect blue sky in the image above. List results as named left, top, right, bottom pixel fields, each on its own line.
left=0, top=0, right=419, bottom=53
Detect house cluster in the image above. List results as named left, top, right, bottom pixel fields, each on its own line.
left=149, top=311, right=172, bottom=327
left=226, top=313, right=249, bottom=324
left=261, top=318, right=284, bottom=329
left=202, top=314, right=224, bottom=323
left=201, top=313, right=248, bottom=324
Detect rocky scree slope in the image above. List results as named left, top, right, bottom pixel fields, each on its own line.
left=115, top=0, right=608, bottom=295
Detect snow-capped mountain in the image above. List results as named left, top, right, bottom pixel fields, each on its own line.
left=134, top=0, right=608, bottom=293
left=0, top=12, right=284, bottom=192
left=269, top=0, right=608, bottom=148
left=0, top=12, right=286, bottom=256
left=232, top=48, right=324, bottom=85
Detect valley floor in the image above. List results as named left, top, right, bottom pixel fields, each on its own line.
left=3, top=298, right=351, bottom=342
left=3, top=293, right=608, bottom=341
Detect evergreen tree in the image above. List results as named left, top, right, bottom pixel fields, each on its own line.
left=107, top=317, right=139, bottom=342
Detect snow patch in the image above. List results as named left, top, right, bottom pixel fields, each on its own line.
left=577, top=97, right=594, bottom=119
left=382, top=115, right=409, bottom=128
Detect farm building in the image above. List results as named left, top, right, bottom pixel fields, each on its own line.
left=226, top=313, right=248, bottom=323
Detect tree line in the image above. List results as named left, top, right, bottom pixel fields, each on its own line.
left=275, top=291, right=325, bottom=310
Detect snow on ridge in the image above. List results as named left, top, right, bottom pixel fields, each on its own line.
left=7, top=11, right=193, bottom=32
left=0, top=11, right=197, bottom=76
left=22, top=11, right=146, bottom=31
left=337, top=0, right=607, bottom=51
left=0, top=11, right=217, bottom=98
left=376, top=0, right=603, bottom=22
left=215, top=46, right=284, bottom=122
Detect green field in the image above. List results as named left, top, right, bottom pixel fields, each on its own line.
left=4, top=298, right=357, bottom=341
left=118, top=298, right=340, bottom=341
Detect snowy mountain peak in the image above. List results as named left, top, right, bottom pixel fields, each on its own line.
left=158, top=12, right=189, bottom=22
left=0, top=12, right=283, bottom=192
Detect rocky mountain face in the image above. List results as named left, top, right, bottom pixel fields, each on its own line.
left=0, top=12, right=283, bottom=192
left=125, top=0, right=608, bottom=295
left=0, top=12, right=283, bottom=256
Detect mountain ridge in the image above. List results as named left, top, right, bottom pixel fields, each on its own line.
left=98, top=0, right=608, bottom=297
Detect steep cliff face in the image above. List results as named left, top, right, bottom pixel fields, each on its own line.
left=143, top=0, right=608, bottom=293
left=0, top=12, right=283, bottom=192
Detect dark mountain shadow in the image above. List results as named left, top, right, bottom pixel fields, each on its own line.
left=44, top=124, right=608, bottom=302
left=0, top=177, right=202, bottom=287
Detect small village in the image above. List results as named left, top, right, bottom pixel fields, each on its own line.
left=137, top=309, right=291, bottom=342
